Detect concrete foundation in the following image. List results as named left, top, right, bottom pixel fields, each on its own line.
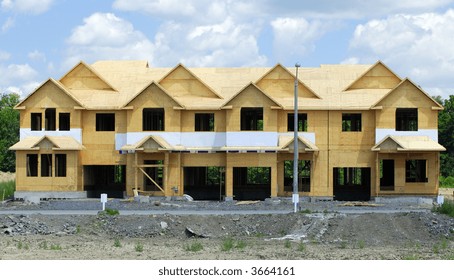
left=14, top=191, right=87, bottom=200
left=374, top=196, right=435, bottom=205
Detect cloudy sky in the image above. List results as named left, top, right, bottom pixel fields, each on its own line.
left=1, top=0, right=454, bottom=99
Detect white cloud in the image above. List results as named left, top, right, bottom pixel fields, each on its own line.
left=0, top=50, right=10, bottom=61
left=152, top=17, right=267, bottom=67
left=28, top=50, right=46, bottom=62
left=65, top=13, right=155, bottom=68
left=1, top=0, right=54, bottom=14
left=347, top=9, right=454, bottom=99
left=271, top=17, right=336, bottom=63
left=1, top=17, right=14, bottom=32
left=0, top=63, right=38, bottom=97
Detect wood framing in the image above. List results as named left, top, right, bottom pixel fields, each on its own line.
left=10, top=60, right=444, bottom=201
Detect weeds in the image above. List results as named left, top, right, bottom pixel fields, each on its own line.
left=221, top=238, right=246, bottom=252
left=50, top=244, right=62, bottom=250
left=358, top=240, right=365, bottom=249
left=284, top=240, right=292, bottom=249
left=299, top=209, right=312, bottom=214
left=0, top=180, right=15, bottom=201
left=105, top=208, right=120, bottom=216
left=135, top=242, right=143, bottom=252
left=76, top=225, right=81, bottom=234
left=434, top=200, right=454, bottom=217
left=113, top=238, right=122, bottom=248
left=298, top=241, right=306, bottom=252
left=339, top=241, right=348, bottom=249
left=184, top=241, right=203, bottom=252
left=16, top=241, right=22, bottom=249
left=402, top=254, right=419, bottom=260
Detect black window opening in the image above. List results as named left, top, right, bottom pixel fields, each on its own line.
left=143, top=108, right=165, bottom=131
left=144, top=160, right=163, bottom=191
left=55, top=154, right=67, bottom=177
left=284, top=160, right=311, bottom=192
left=334, top=167, right=365, bottom=186
left=96, top=113, right=115, bottom=131
left=26, top=154, right=38, bottom=177
left=241, top=107, right=263, bottom=131
left=396, top=108, right=418, bottom=131
left=41, top=154, right=52, bottom=177
left=31, top=113, right=42, bottom=131
left=195, top=113, right=214, bottom=131
left=59, top=113, right=70, bottom=131
left=342, top=113, right=362, bottom=132
left=380, top=159, right=395, bottom=191
left=45, top=108, right=56, bottom=131
left=406, top=160, right=428, bottom=183
left=287, top=113, right=307, bottom=132
left=333, top=167, right=371, bottom=201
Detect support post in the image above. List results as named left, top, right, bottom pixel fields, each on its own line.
left=293, top=63, right=301, bottom=213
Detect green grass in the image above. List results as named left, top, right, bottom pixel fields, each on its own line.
left=39, top=241, right=48, bottom=250
left=298, top=241, right=306, bottom=252
left=284, top=239, right=292, bottom=249
left=113, top=238, right=122, bottom=248
left=105, top=208, right=120, bottom=216
left=299, top=209, right=312, bottom=214
left=50, top=244, right=62, bottom=250
left=358, top=240, right=365, bottom=249
left=402, top=254, right=419, bottom=260
left=434, top=200, right=454, bottom=217
left=439, top=176, right=454, bottom=188
left=220, top=238, right=246, bottom=252
left=184, top=241, right=204, bottom=252
left=135, top=242, right=143, bottom=252
left=0, top=180, right=15, bottom=201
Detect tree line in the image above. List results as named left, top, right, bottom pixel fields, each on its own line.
left=0, top=92, right=453, bottom=181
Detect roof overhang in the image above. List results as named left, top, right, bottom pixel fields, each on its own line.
left=372, top=135, right=445, bottom=152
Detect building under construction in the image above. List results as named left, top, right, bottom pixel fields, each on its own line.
left=10, top=60, right=445, bottom=201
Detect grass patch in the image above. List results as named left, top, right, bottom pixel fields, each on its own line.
left=284, top=239, right=292, bottom=249
left=402, top=254, right=419, bottom=260
left=221, top=238, right=246, bottom=252
left=135, top=242, right=143, bottom=252
left=298, top=241, right=306, bottom=252
left=339, top=241, right=348, bottom=249
left=113, top=238, right=122, bottom=248
left=105, top=208, right=120, bottom=216
left=358, top=240, right=365, bottom=249
left=184, top=241, right=203, bottom=252
left=299, top=209, right=312, bottom=214
left=0, top=180, right=15, bottom=201
left=50, top=244, right=62, bottom=250
left=434, top=200, right=454, bottom=217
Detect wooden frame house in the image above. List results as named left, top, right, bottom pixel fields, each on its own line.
left=10, top=60, right=445, bottom=201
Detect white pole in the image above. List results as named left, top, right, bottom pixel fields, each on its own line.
left=293, top=63, right=300, bottom=213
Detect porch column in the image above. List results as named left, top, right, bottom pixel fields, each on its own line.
left=225, top=166, right=233, bottom=201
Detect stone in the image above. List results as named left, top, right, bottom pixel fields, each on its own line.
left=160, top=221, right=168, bottom=230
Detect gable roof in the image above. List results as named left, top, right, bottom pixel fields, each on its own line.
left=255, top=63, right=321, bottom=99
left=222, top=82, right=283, bottom=108
left=279, top=135, right=319, bottom=152
left=9, top=136, right=84, bottom=151
left=122, top=80, right=184, bottom=109
left=120, top=135, right=174, bottom=151
left=15, top=78, right=84, bottom=109
left=344, top=61, right=402, bottom=91
left=159, top=63, right=223, bottom=99
left=59, top=61, right=118, bottom=92
left=371, top=78, right=443, bottom=110
left=371, top=135, right=445, bottom=152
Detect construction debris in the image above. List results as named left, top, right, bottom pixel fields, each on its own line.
left=235, top=200, right=260, bottom=205
left=338, top=201, right=384, bottom=207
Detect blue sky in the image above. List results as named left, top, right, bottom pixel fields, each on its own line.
left=1, top=0, right=454, bottom=99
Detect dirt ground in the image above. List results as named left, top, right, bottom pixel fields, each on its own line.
left=0, top=211, right=453, bottom=260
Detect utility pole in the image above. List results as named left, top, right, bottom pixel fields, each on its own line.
left=293, top=63, right=300, bottom=213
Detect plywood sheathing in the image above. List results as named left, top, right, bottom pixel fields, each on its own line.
left=344, top=61, right=402, bottom=91
left=372, top=135, right=446, bottom=152
left=9, top=136, right=84, bottom=151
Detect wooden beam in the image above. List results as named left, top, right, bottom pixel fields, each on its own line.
left=138, top=167, right=165, bottom=193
